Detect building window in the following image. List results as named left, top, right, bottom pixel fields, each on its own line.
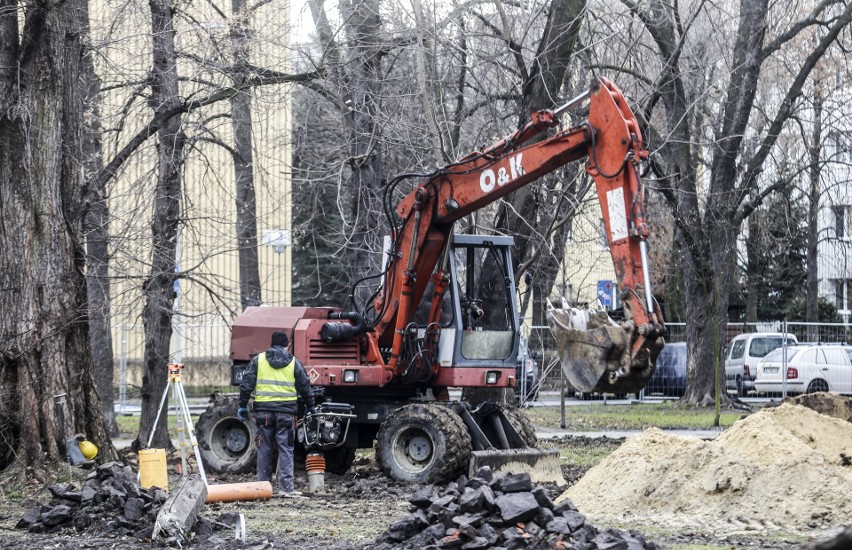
left=833, top=206, right=851, bottom=240
left=834, top=279, right=852, bottom=314
left=599, top=218, right=609, bottom=250
left=564, top=221, right=573, bottom=245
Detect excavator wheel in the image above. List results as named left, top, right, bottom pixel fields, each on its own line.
left=376, top=403, right=472, bottom=484
left=195, top=394, right=257, bottom=474
left=500, top=405, right=538, bottom=447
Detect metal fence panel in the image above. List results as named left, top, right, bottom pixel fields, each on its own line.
left=519, top=320, right=852, bottom=404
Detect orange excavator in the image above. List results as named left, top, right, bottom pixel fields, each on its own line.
left=196, top=77, right=665, bottom=484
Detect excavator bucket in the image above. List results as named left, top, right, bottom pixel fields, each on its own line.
left=454, top=403, right=565, bottom=485
left=546, top=302, right=659, bottom=394
left=470, top=448, right=565, bottom=485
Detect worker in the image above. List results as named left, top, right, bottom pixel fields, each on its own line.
left=237, top=330, right=315, bottom=495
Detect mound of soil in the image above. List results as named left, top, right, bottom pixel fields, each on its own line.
left=559, top=403, right=852, bottom=532
left=783, top=392, right=852, bottom=423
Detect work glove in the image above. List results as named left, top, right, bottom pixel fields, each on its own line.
left=237, top=407, right=248, bottom=422
left=307, top=406, right=318, bottom=416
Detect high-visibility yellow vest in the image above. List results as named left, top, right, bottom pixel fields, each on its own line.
left=255, top=353, right=297, bottom=403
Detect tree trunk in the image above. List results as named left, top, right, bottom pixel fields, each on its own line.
left=484, top=0, right=586, bottom=310
left=86, top=192, right=120, bottom=438
left=805, top=86, right=822, bottom=339
left=231, top=0, right=262, bottom=310
left=83, top=38, right=119, bottom=438
left=135, top=0, right=186, bottom=450
left=0, top=0, right=116, bottom=469
left=744, top=208, right=759, bottom=323
left=341, top=0, right=386, bottom=309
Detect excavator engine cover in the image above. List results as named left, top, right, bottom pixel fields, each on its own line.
left=547, top=305, right=659, bottom=394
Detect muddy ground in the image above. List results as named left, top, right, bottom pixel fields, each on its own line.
left=0, top=435, right=836, bottom=549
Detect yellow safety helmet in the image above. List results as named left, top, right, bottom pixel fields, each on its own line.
left=78, top=440, right=98, bottom=460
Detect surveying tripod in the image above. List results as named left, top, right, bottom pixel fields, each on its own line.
left=146, top=363, right=208, bottom=485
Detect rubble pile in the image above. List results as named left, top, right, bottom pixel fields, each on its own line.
left=373, top=467, right=659, bottom=549
left=14, top=462, right=234, bottom=542
left=15, top=462, right=166, bottom=538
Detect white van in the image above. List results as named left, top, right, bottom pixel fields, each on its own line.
left=724, top=332, right=798, bottom=397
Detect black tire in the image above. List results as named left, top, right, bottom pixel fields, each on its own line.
left=806, top=379, right=829, bottom=394
left=500, top=405, right=537, bottom=447
left=375, top=403, right=471, bottom=484
left=195, top=396, right=257, bottom=474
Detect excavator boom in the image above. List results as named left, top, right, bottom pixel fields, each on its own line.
left=380, top=77, right=665, bottom=392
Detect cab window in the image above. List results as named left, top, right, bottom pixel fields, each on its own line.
left=749, top=337, right=781, bottom=358
left=729, top=340, right=745, bottom=360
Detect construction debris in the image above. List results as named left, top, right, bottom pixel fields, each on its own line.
left=152, top=474, right=207, bottom=542
left=372, top=466, right=660, bottom=549
left=14, top=462, right=237, bottom=545
left=15, top=462, right=167, bottom=537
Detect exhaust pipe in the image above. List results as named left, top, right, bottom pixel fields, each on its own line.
left=321, top=312, right=367, bottom=343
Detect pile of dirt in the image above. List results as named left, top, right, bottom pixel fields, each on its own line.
left=783, top=392, right=852, bottom=423
left=560, top=403, right=852, bottom=532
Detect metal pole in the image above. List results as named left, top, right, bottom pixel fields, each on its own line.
left=553, top=89, right=592, bottom=118
left=782, top=319, right=788, bottom=399
left=119, top=324, right=127, bottom=412
left=560, top=363, right=566, bottom=429
left=639, top=240, right=655, bottom=314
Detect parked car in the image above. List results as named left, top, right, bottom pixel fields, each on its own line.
left=515, top=340, right=540, bottom=401
left=647, top=342, right=687, bottom=397
left=725, top=332, right=798, bottom=397
left=754, top=344, right=852, bottom=395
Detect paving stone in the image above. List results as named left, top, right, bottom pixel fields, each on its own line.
left=15, top=506, right=45, bottom=529
left=536, top=507, right=555, bottom=526
left=451, top=511, right=486, bottom=528
left=41, top=504, right=73, bottom=527
left=461, top=536, right=490, bottom=549
left=562, top=510, right=587, bottom=531
left=472, top=466, right=493, bottom=483
left=410, top=485, right=437, bottom=508
left=553, top=499, right=578, bottom=515
left=124, top=497, right=145, bottom=521
left=388, top=515, right=421, bottom=542
left=532, top=487, right=553, bottom=509
left=458, top=487, right=484, bottom=513
left=493, top=473, right=533, bottom=493
left=476, top=523, right=499, bottom=545
left=495, top=492, right=540, bottom=524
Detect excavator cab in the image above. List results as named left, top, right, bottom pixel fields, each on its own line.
left=449, top=235, right=519, bottom=369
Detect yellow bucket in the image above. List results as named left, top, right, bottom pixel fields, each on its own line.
left=138, top=448, right=168, bottom=490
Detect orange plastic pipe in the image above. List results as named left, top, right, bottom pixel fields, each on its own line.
left=205, top=481, right=273, bottom=503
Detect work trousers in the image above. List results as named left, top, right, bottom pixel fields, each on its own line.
left=255, top=410, right=296, bottom=493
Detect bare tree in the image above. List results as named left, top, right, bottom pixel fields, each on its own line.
left=230, top=0, right=263, bottom=310
left=0, top=0, right=117, bottom=470
left=610, top=0, right=852, bottom=404
left=134, top=0, right=187, bottom=450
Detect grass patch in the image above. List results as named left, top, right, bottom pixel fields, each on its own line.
left=526, top=401, right=744, bottom=431
left=554, top=439, right=622, bottom=468
left=114, top=415, right=199, bottom=437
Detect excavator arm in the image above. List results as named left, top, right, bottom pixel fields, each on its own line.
left=369, top=77, right=664, bottom=392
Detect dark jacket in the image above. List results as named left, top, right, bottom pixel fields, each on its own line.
left=239, top=346, right=314, bottom=414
